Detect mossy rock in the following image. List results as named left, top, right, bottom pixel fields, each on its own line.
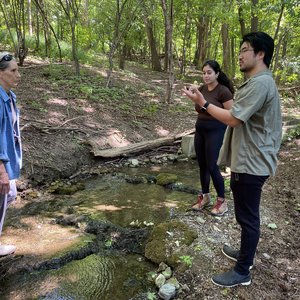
left=48, top=181, right=85, bottom=195
left=144, top=220, right=197, bottom=266
left=156, top=173, right=178, bottom=186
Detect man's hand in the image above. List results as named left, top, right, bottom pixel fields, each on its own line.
left=0, top=172, right=9, bottom=195
left=182, top=86, right=206, bottom=106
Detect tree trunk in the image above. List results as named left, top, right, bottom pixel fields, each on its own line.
left=160, top=0, right=175, bottom=103
left=251, top=0, right=259, bottom=32
left=194, top=16, right=208, bottom=68
left=231, top=35, right=236, bottom=76
left=161, top=0, right=169, bottom=71
left=271, top=1, right=285, bottom=69
left=180, top=0, right=191, bottom=74
left=36, top=8, right=40, bottom=50
left=119, top=43, right=126, bottom=69
left=237, top=1, right=246, bottom=37
left=28, top=0, right=33, bottom=36
left=58, top=0, right=80, bottom=75
left=71, top=23, right=80, bottom=76
left=221, top=23, right=230, bottom=76
left=33, top=0, right=62, bottom=61
left=143, top=16, right=162, bottom=72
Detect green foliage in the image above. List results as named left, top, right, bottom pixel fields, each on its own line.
left=105, top=239, right=113, bottom=248
left=275, top=58, right=300, bottom=85
left=193, top=244, right=203, bottom=252
left=147, top=292, right=157, bottom=300
left=282, top=124, right=300, bottom=143
left=26, top=95, right=49, bottom=112
left=178, top=255, right=194, bottom=268
left=224, top=178, right=230, bottom=190
left=168, top=103, right=192, bottom=113
left=43, top=64, right=130, bottom=103
left=142, top=103, right=159, bottom=116
left=0, top=0, right=299, bottom=88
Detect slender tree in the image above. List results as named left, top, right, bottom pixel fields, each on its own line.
left=57, top=0, right=81, bottom=75
left=33, top=0, right=62, bottom=61
left=160, top=0, right=174, bottom=103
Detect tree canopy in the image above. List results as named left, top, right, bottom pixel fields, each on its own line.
left=0, top=0, right=299, bottom=87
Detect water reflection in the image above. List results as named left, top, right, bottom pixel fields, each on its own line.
left=39, top=254, right=154, bottom=300
left=73, top=166, right=198, bottom=228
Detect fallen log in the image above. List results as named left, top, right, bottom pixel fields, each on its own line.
left=92, top=136, right=175, bottom=157
left=90, top=129, right=195, bottom=158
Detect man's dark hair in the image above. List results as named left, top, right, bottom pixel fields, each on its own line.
left=241, top=32, right=274, bottom=68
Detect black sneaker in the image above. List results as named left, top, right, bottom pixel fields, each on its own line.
left=211, top=269, right=251, bottom=288
left=222, top=245, right=253, bottom=270
left=222, top=244, right=239, bottom=261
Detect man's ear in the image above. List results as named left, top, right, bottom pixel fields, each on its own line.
left=257, top=50, right=265, bottom=61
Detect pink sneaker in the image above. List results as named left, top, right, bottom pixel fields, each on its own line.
left=211, top=198, right=228, bottom=216
left=192, top=193, right=211, bottom=211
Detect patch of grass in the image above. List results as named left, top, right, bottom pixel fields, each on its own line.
left=142, top=103, right=160, bottom=116
left=224, top=178, right=230, bottom=189
left=168, top=103, right=192, bottom=113
left=27, top=98, right=48, bottom=112
left=282, top=124, right=300, bottom=143
left=43, top=64, right=132, bottom=103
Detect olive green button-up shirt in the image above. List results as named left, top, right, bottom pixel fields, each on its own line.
left=218, top=70, right=282, bottom=176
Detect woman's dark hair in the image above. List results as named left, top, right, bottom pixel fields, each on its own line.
left=202, top=60, right=234, bottom=94
left=241, top=32, right=274, bottom=68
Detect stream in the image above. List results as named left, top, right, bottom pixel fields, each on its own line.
left=0, top=160, right=201, bottom=300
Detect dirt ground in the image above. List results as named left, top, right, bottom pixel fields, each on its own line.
left=1, top=59, right=299, bottom=299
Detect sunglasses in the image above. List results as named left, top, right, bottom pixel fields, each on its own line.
left=0, top=54, right=13, bottom=62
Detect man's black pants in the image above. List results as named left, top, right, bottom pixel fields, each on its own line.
left=230, top=172, right=269, bottom=275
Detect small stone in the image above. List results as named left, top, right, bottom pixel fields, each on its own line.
left=157, top=262, right=169, bottom=272
left=162, top=267, right=172, bottom=279
left=196, top=216, right=205, bottom=224
left=155, top=273, right=166, bottom=288
left=263, top=253, right=271, bottom=260
left=158, top=283, right=176, bottom=300
left=130, top=159, right=139, bottom=166
left=166, top=277, right=180, bottom=289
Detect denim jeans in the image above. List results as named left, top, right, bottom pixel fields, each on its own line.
left=0, top=180, right=17, bottom=236
left=230, top=172, right=269, bottom=275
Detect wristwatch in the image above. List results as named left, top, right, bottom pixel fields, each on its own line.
left=200, top=101, right=210, bottom=112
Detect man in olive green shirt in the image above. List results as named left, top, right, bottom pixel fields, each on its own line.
left=218, top=69, right=282, bottom=176
left=183, top=32, right=282, bottom=287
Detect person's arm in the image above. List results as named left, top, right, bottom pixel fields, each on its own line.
left=223, top=99, right=233, bottom=110
left=182, top=87, right=242, bottom=127
left=0, top=160, right=9, bottom=195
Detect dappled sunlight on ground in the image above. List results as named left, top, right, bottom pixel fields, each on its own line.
left=47, top=98, right=68, bottom=106
left=107, top=130, right=130, bottom=147
left=90, top=204, right=131, bottom=211
left=1, top=216, right=84, bottom=258
left=155, top=126, right=170, bottom=137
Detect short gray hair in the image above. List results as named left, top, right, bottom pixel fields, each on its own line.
left=0, top=52, right=15, bottom=70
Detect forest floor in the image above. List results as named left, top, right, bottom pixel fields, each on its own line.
left=1, top=58, right=300, bottom=299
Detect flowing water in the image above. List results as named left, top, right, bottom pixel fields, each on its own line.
left=1, top=160, right=201, bottom=300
